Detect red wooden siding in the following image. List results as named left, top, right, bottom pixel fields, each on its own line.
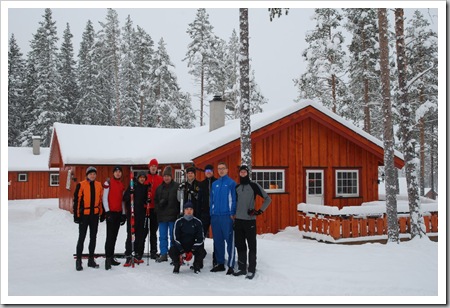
left=8, top=171, right=59, bottom=200
left=193, top=107, right=399, bottom=235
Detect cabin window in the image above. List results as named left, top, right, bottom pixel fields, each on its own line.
left=251, top=169, right=285, bottom=193
left=18, top=173, right=28, bottom=182
left=335, top=170, right=359, bottom=197
left=50, top=173, right=59, bottom=186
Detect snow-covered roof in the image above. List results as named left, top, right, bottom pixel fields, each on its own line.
left=8, top=147, right=58, bottom=172
left=51, top=100, right=403, bottom=166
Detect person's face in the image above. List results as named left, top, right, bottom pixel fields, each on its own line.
left=184, top=207, right=194, bottom=216
left=138, top=176, right=146, bottom=184
left=204, top=169, right=213, bottom=178
left=217, top=164, right=228, bottom=177
left=187, top=171, right=195, bottom=181
left=239, top=169, right=248, bottom=177
left=113, top=169, right=122, bottom=179
left=149, top=165, right=158, bottom=174
left=87, top=172, right=96, bottom=181
left=163, top=175, right=172, bottom=184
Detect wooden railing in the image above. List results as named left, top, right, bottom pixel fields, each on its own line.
left=297, top=211, right=438, bottom=243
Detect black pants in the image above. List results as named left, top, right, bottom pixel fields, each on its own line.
left=234, top=219, right=257, bottom=273
left=125, top=213, right=145, bottom=257
left=105, top=211, right=122, bottom=258
left=76, top=215, right=99, bottom=259
left=145, top=209, right=158, bottom=254
left=169, top=244, right=206, bottom=267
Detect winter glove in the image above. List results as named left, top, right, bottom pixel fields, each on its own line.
left=105, top=211, right=113, bottom=222
left=120, top=214, right=127, bottom=225
left=74, top=215, right=81, bottom=224
left=248, top=209, right=263, bottom=216
left=178, top=183, right=186, bottom=190
left=183, top=251, right=193, bottom=262
left=100, top=212, right=106, bottom=222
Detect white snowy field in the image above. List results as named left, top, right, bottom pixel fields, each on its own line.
left=2, top=198, right=444, bottom=305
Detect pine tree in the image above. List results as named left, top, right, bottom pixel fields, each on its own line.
left=295, top=8, right=347, bottom=114
left=239, top=8, right=252, bottom=172
left=59, top=23, right=79, bottom=124
left=97, top=8, right=122, bottom=126
left=8, top=34, right=26, bottom=146
left=184, top=8, right=219, bottom=126
left=23, top=8, right=62, bottom=146
left=153, top=38, right=194, bottom=128
left=134, top=25, right=155, bottom=127
left=405, top=10, right=438, bottom=197
left=378, top=8, right=399, bottom=243
left=344, top=9, right=382, bottom=135
left=76, top=20, right=106, bottom=125
left=120, top=15, right=140, bottom=127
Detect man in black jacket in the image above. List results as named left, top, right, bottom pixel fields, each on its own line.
left=123, top=171, right=149, bottom=266
left=197, top=164, right=217, bottom=238
left=169, top=202, right=206, bottom=274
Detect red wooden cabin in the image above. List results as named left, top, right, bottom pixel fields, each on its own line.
left=49, top=101, right=404, bottom=235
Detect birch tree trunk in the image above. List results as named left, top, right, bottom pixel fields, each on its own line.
left=378, top=8, right=399, bottom=243
left=239, top=8, right=252, bottom=172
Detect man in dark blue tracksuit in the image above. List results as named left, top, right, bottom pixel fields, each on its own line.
left=209, top=162, right=237, bottom=275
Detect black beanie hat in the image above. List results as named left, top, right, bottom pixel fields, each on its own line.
left=205, top=164, right=214, bottom=171
left=186, top=166, right=196, bottom=174
left=113, top=166, right=122, bottom=173
left=239, top=165, right=249, bottom=172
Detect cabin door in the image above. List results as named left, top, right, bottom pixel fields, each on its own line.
left=306, top=170, right=324, bottom=205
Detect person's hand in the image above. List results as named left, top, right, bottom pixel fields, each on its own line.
left=74, top=215, right=81, bottom=224
left=120, top=214, right=127, bottom=225
left=100, top=212, right=106, bottom=222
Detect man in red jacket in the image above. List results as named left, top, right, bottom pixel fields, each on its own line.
left=144, top=158, right=163, bottom=259
left=103, top=166, right=126, bottom=270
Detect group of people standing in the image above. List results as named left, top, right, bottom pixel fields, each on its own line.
left=73, top=160, right=271, bottom=280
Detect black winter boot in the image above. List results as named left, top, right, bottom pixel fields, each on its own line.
left=173, top=264, right=180, bottom=274
left=88, top=258, right=99, bottom=268
left=110, top=258, right=121, bottom=266
left=105, top=258, right=112, bottom=270
left=76, top=259, right=83, bottom=271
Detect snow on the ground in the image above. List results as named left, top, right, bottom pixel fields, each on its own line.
left=2, top=199, right=444, bottom=305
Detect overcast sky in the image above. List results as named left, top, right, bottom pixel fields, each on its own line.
left=4, top=2, right=441, bottom=124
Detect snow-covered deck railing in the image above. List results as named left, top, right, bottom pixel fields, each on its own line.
left=297, top=199, right=438, bottom=244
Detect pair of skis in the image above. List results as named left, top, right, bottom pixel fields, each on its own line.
left=129, top=167, right=136, bottom=268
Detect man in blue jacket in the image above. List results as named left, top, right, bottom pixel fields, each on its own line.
left=210, top=162, right=237, bottom=275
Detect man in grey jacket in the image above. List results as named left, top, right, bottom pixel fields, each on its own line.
left=233, top=165, right=271, bottom=280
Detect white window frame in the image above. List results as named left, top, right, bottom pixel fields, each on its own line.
left=251, top=169, right=285, bottom=193
left=335, top=169, right=359, bottom=197
left=49, top=173, right=59, bottom=187
left=18, top=173, right=28, bottom=182
left=174, top=169, right=183, bottom=183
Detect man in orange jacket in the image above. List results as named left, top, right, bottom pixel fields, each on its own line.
left=73, top=166, right=104, bottom=271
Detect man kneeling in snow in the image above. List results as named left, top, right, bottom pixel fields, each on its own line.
left=169, top=202, right=206, bottom=274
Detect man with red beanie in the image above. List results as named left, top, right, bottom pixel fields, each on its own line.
left=144, top=158, right=163, bottom=259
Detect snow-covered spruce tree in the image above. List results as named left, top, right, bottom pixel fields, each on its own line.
left=224, top=28, right=267, bottom=120
left=8, top=34, right=27, bottom=146
left=76, top=20, right=107, bottom=125
left=295, top=8, right=346, bottom=114
left=153, top=38, right=194, bottom=128
left=97, top=8, right=122, bottom=126
left=22, top=8, right=62, bottom=147
left=239, top=8, right=252, bottom=172
left=59, top=23, right=79, bottom=124
left=405, top=10, right=438, bottom=196
left=134, top=25, right=155, bottom=127
left=119, top=15, right=140, bottom=127
left=378, top=8, right=399, bottom=243
left=344, top=8, right=382, bottom=136
left=18, top=54, right=38, bottom=146
left=394, top=8, right=426, bottom=239
left=184, top=8, right=219, bottom=126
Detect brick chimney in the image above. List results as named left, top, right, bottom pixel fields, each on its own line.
left=32, top=136, right=41, bottom=155
left=209, top=95, right=226, bottom=132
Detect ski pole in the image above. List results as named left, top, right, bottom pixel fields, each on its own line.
left=130, top=167, right=135, bottom=268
